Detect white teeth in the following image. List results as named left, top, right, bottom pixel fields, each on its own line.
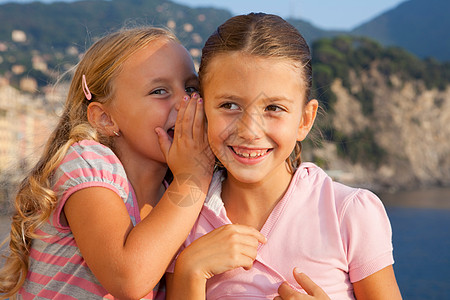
left=234, top=150, right=267, bottom=158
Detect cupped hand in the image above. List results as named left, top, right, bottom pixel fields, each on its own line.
left=155, top=93, right=214, bottom=181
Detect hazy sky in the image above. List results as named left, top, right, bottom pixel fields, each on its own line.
left=0, top=0, right=406, bottom=30
left=172, top=0, right=406, bottom=30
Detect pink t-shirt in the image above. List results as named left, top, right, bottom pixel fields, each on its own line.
left=169, top=163, right=394, bottom=299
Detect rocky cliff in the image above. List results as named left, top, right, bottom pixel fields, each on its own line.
left=306, top=64, right=450, bottom=191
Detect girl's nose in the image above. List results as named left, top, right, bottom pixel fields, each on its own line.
left=173, top=90, right=187, bottom=112
left=236, top=109, right=264, bottom=140
left=174, top=101, right=181, bottom=112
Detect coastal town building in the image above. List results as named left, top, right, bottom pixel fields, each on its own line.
left=0, top=80, right=64, bottom=207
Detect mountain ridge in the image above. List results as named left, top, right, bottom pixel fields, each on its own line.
left=0, top=0, right=449, bottom=62
left=352, top=0, right=450, bottom=61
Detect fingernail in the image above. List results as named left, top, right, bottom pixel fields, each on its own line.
left=183, top=95, right=190, bottom=101
left=191, top=92, right=199, bottom=98
left=198, top=98, right=203, bottom=103
left=294, top=267, right=301, bottom=274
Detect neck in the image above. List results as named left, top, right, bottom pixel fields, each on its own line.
left=117, top=150, right=168, bottom=219
left=222, top=167, right=293, bottom=231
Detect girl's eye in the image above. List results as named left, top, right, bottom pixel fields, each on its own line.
left=265, top=105, right=283, bottom=112
left=220, top=103, right=240, bottom=110
left=185, top=86, right=198, bottom=94
left=150, top=89, right=168, bottom=95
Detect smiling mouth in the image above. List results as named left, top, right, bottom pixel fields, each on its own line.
left=229, top=146, right=271, bottom=158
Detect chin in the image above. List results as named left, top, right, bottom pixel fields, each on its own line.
left=226, top=169, right=265, bottom=185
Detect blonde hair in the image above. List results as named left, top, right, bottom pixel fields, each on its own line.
left=0, top=26, right=177, bottom=298
left=199, top=13, right=312, bottom=172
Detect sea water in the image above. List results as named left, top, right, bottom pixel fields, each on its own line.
left=388, top=206, right=450, bottom=299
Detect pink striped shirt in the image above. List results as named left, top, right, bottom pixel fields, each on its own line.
left=19, top=140, right=164, bottom=299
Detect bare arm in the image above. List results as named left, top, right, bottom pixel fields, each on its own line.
left=353, top=265, right=402, bottom=300
left=65, top=96, right=214, bottom=299
left=166, top=270, right=206, bottom=300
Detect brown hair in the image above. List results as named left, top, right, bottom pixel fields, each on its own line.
left=0, top=26, right=177, bottom=299
left=199, top=13, right=312, bottom=172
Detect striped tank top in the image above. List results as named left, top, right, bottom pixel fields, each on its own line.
left=19, top=140, right=164, bottom=299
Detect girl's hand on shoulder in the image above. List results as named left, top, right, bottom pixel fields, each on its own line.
left=175, top=224, right=267, bottom=281
left=156, top=93, right=214, bottom=181
left=274, top=269, right=330, bottom=300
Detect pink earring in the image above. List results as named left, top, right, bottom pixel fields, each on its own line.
left=82, top=74, right=92, bottom=101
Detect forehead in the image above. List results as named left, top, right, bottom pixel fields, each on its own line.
left=202, top=52, right=305, bottom=84
left=122, top=39, right=193, bottom=71
left=201, top=53, right=306, bottom=103
left=202, top=52, right=305, bottom=98
left=110, top=39, right=196, bottom=99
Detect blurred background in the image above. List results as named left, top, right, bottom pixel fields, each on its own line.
left=0, top=0, right=449, bottom=298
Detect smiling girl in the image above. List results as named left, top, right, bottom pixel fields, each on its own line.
left=166, top=13, right=402, bottom=300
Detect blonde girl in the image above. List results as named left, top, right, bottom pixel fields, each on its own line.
left=0, top=27, right=213, bottom=299
left=166, top=13, right=402, bottom=300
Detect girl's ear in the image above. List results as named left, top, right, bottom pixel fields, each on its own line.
left=87, top=102, right=119, bottom=136
left=297, top=99, right=318, bottom=142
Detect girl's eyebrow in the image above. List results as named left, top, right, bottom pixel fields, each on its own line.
left=264, top=96, right=294, bottom=103
left=142, top=78, right=166, bottom=92
left=145, top=73, right=198, bottom=87
left=147, top=77, right=167, bottom=85
left=213, top=93, right=242, bottom=101
left=214, top=93, right=293, bottom=104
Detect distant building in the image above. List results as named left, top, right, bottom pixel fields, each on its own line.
left=11, top=30, right=27, bottom=43
left=0, top=85, right=59, bottom=177
left=183, top=23, right=194, bottom=33
left=20, top=77, right=38, bottom=93
left=32, top=55, right=48, bottom=72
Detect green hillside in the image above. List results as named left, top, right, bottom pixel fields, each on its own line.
left=0, top=0, right=232, bottom=51
left=0, top=0, right=333, bottom=89
left=1, top=0, right=449, bottom=92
